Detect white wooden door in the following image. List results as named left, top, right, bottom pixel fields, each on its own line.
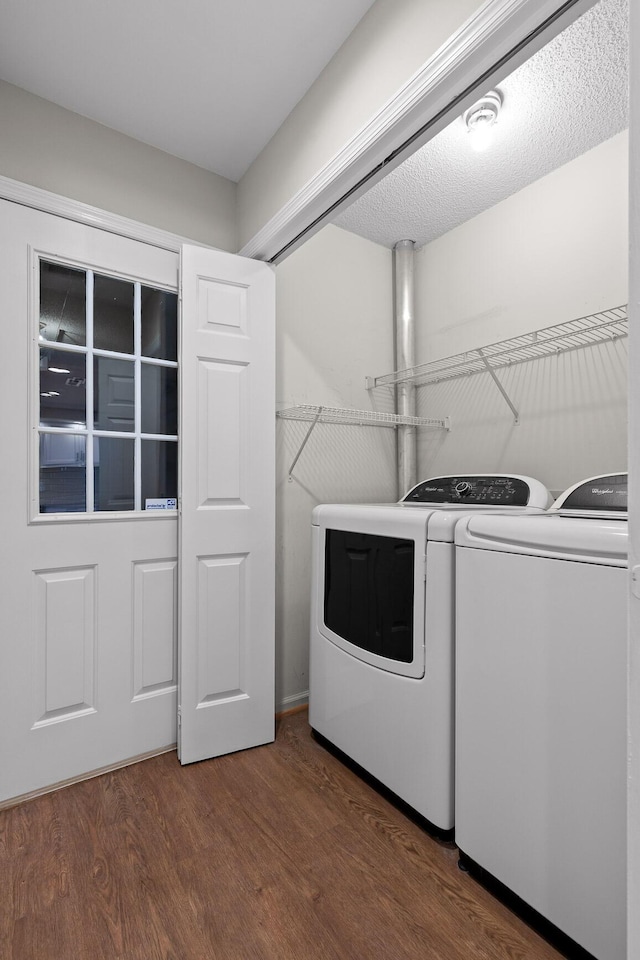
left=178, top=246, right=275, bottom=763
left=0, top=199, right=181, bottom=804
left=0, top=200, right=276, bottom=804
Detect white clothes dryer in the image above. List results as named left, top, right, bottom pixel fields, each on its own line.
left=309, top=474, right=551, bottom=834
left=454, top=473, right=627, bottom=960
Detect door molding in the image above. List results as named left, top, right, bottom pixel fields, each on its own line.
left=239, top=0, right=594, bottom=264
left=0, top=175, right=203, bottom=254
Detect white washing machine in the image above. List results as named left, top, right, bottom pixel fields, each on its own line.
left=454, top=473, right=628, bottom=960
left=308, top=474, right=551, bottom=834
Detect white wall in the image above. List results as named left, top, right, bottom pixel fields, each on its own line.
left=0, top=80, right=237, bottom=251
left=411, top=130, right=628, bottom=495
left=237, top=0, right=483, bottom=248
left=274, top=224, right=394, bottom=709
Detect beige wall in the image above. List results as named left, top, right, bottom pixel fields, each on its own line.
left=276, top=130, right=628, bottom=710
left=275, top=224, right=394, bottom=709
left=0, top=80, right=237, bottom=251
left=237, top=0, right=483, bottom=249
left=412, top=131, right=628, bottom=496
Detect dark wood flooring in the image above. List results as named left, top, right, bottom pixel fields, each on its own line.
left=0, top=709, right=567, bottom=960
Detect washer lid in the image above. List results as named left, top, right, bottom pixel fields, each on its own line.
left=455, top=512, right=628, bottom=566
left=426, top=503, right=548, bottom=543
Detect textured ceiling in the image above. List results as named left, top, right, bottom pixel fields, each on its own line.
left=333, top=0, right=628, bottom=249
left=0, top=0, right=376, bottom=182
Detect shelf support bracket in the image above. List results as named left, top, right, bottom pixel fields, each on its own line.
left=287, top=406, right=323, bottom=481
left=477, top=349, right=520, bottom=424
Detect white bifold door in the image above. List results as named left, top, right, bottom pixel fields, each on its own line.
left=0, top=199, right=275, bottom=805
left=178, top=244, right=275, bottom=763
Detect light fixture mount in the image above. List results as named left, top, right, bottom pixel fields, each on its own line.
left=463, top=90, right=503, bottom=132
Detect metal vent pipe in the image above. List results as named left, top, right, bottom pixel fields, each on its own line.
left=394, top=240, right=417, bottom=496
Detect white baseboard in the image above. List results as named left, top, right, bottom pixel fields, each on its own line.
left=277, top=691, right=309, bottom=715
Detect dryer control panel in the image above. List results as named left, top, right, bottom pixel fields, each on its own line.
left=403, top=475, right=533, bottom=506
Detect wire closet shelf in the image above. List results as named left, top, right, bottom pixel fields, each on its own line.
left=276, top=406, right=449, bottom=481
left=276, top=305, right=627, bottom=473
left=276, top=405, right=447, bottom=429
left=368, top=305, right=628, bottom=389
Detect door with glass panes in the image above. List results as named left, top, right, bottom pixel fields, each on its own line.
left=0, top=197, right=275, bottom=804
left=39, top=263, right=178, bottom=514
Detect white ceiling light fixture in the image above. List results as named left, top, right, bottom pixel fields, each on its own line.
left=463, top=90, right=503, bottom=152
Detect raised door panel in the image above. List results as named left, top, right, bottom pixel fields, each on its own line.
left=33, top=566, right=97, bottom=725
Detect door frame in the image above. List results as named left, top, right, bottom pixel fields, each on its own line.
left=0, top=175, right=202, bottom=254
left=627, top=5, right=639, bottom=959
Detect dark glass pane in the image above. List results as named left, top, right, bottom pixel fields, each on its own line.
left=94, top=357, right=135, bottom=432
left=94, top=437, right=134, bottom=511
left=39, top=261, right=86, bottom=346
left=39, top=434, right=86, bottom=513
left=324, top=530, right=415, bottom=663
left=40, top=348, right=86, bottom=427
left=142, top=440, right=177, bottom=507
left=141, top=287, right=177, bottom=361
left=94, top=274, right=134, bottom=353
left=141, top=364, right=178, bottom=435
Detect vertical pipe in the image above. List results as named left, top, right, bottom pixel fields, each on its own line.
left=394, top=240, right=417, bottom=496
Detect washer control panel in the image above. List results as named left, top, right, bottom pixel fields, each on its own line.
left=553, top=472, right=627, bottom=513
left=403, top=475, right=532, bottom=506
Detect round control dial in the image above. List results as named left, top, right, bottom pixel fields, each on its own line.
left=454, top=481, right=472, bottom=498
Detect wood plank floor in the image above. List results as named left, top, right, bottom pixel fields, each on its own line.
left=0, top=709, right=568, bottom=960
